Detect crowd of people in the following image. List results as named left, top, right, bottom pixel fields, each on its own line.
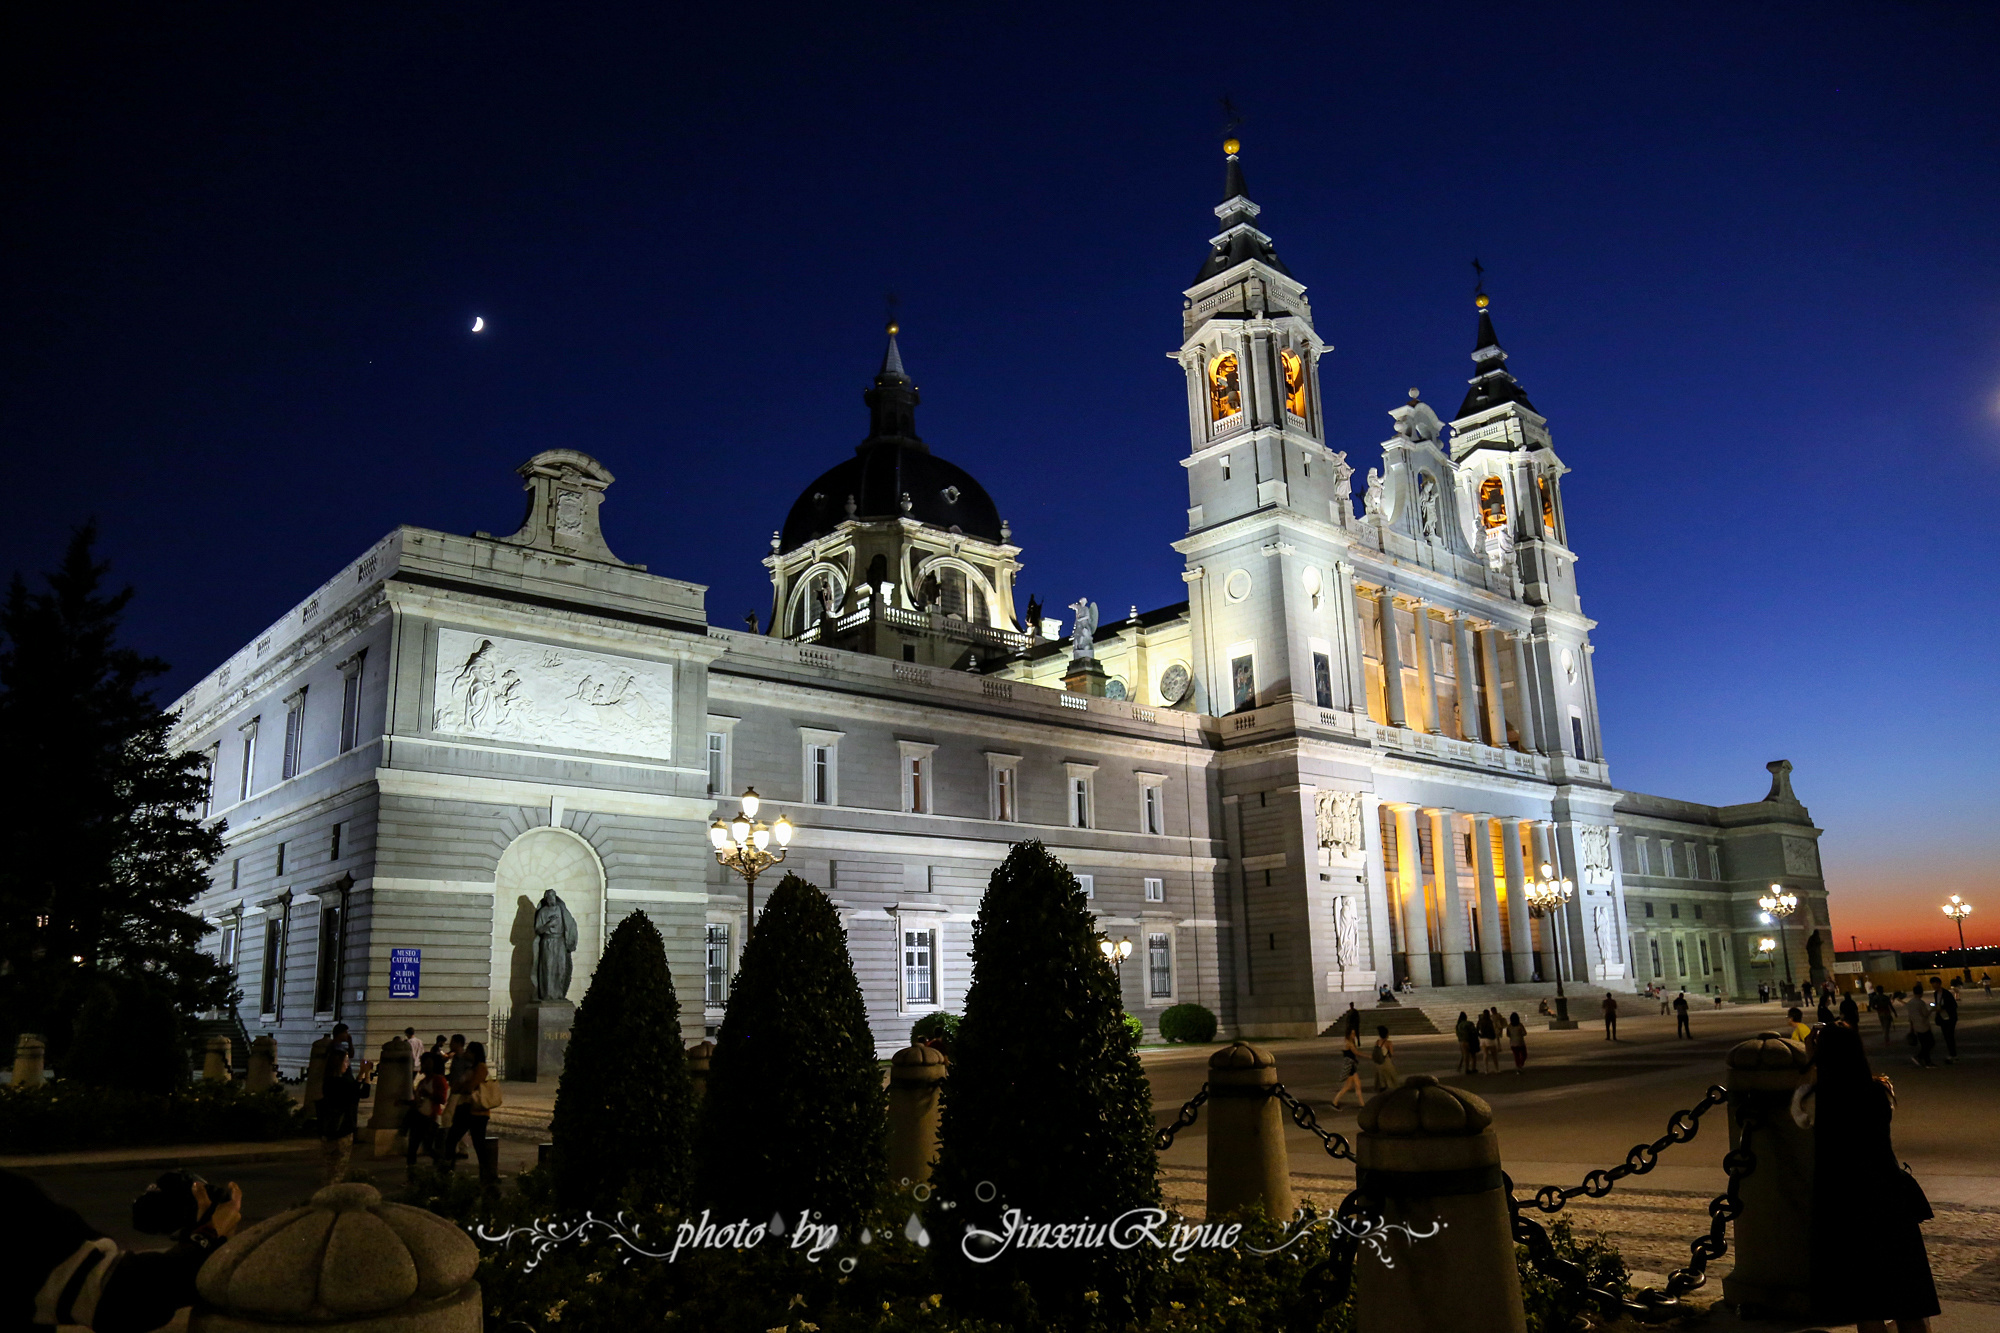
left=300, top=1025, right=502, bottom=1188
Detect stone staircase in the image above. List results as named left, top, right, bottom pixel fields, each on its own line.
left=1322, top=983, right=1589, bottom=1038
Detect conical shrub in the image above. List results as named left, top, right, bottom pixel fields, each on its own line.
left=549, top=910, right=695, bottom=1215
left=697, top=873, right=885, bottom=1233
left=931, top=841, right=1159, bottom=1324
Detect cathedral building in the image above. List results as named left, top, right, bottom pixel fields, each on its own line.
left=170, top=144, right=1833, bottom=1067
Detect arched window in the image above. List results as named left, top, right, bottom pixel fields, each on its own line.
left=1279, top=348, right=1307, bottom=418
left=1538, top=476, right=1557, bottom=534
left=1478, top=477, right=1507, bottom=529
left=1208, top=353, right=1241, bottom=422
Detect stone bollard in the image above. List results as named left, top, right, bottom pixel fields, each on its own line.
left=1205, top=1042, right=1293, bottom=1221
left=1355, top=1074, right=1524, bottom=1333
left=203, top=1037, right=233, bottom=1084
left=887, top=1044, right=948, bottom=1185
left=304, top=1036, right=331, bottom=1117
left=686, top=1040, right=714, bottom=1101
left=246, top=1035, right=279, bottom=1093
left=192, top=1181, right=481, bottom=1333
left=13, top=1034, right=46, bottom=1087
left=1721, top=1032, right=1813, bottom=1317
left=365, top=1039, right=414, bottom=1156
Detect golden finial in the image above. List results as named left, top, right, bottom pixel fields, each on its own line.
left=887, top=321, right=899, bottom=336
left=1223, top=137, right=1240, bottom=156
left=1475, top=293, right=1490, bottom=310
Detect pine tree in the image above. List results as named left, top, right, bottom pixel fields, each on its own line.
left=930, top=841, right=1160, bottom=1325
left=696, top=873, right=885, bottom=1233
left=0, top=525, right=230, bottom=1067
left=549, top=910, right=696, bottom=1215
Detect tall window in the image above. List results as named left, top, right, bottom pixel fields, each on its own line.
left=339, top=652, right=366, bottom=752
left=1312, top=652, right=1334, bottom=709
left=705, top=924, right=730, bottom=1005
left=1208, top=352, right=1241, bottom=421
left=1698, top=937, right=1712, bottom=976
left=799, top=727, right=844, bottom=806
left=1069, top=772, right=1094, bottom=829
left=201, top=744, right=220, bottom=818
left=1075, top=873, right=1095, bottom=900
left=1231, top=653, right=1256, bottom=712
left=1141, top=783, right=1164, bottom=835
left=1674, top=937, right=1688, bottom=976
left=1661, top=842, right=1677, bottom=878
left=809, top=747, right=832, bottom=803
left=706, top=732, right=726, bottom=796
left=1144, top=876, right=1165, bottom=903
left=219, top=922, right=238, bottom=972
left=1635, top=838, right=1651, bottom=875
left=990, top=762, right=1017, bottom=822
left=330, top=822, right=342, bottom=862
left=313, top=902, right=343, bottom=1014
left=1649, top=937, right=1663, bottom=979
left=275, top=842, right=286, bottom=877
left=238, top=720, right=259, bottom=801
left=1279, top=347, right=1307, bottom=417
left=900, top=745, right=936, bottom=815
left=281, top=689, right=307, bottom=780
left=1569, top=714, right=1587, bottom=760
left=260, top=916, right=284, bottom=1015
left=1148, top=933, right=1172, bottom=999
left=903, top=928, right=936, bottom=1005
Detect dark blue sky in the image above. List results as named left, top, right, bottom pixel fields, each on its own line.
left=5, top=2, right=1995, bottom=947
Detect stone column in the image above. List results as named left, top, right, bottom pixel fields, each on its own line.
left=1356, top=1076, right=1525, bottom=1333
left=1480, top=625, right=1509, bottom=748
left=1206, top=1043, right=1293, bottom=1220
left=247, top=1035, right=279, bottom=1093
left=1411, top=602, right=1440, bottom=734
left=1336, top=560, right=1367, bottom=714
left=1377, top=587, right=1408, bottom=728
left=203, top=1037, right=233, bottom=1084
left=1471, top=815, right=1505, bottom=984
left=1392, top=805, right=1431, bottom=985
left=1453, top=615, right=1483, bottom=744
left=1499, top=819, right=1534, bottom=983
left=1509, top=632, right=1543, bottom=753
left=12, top=1034, right=46, bottom=1087
left=1428, top=809, right=1468, bottom=985
left=366, top=1039, right=413, bottom=1156
left=888, top=1044, right=948, bottom=1184
left=1721, top=1034, right=1814, bottom=1316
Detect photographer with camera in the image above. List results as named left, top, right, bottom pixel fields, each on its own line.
left=2, top=1167, right=242, bottom=1332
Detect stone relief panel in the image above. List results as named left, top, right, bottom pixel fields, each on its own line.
left=1781, top=835, right=1820, bottom=878
left=1315, top=789, right=1366, bottom=865
left=433, top=628, right=675, bottom=760
left=1575, top=824, right=1614, bottom=884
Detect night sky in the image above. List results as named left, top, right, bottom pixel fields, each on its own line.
left=4, top=3, right=1995, bottom=949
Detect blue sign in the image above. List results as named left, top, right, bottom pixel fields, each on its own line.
left=389, top=948, right=421, bottom=998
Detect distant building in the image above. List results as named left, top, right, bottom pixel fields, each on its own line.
left=170, top=145, right=1834, bottom=1066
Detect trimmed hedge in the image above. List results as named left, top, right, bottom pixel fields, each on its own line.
left=696, top=873, right=885, bottom=1233
left=908, top=1010, right=960, bottom=1055
left=0, top=1080, right=304, bottom=1153
left=931, top=841, right=1160, bottom=1326
left=549, top=910, right=696, bottom=1216
left=1159, top=1003, right=1218, bottom=1043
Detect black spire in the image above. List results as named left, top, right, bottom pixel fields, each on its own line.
left=1455, top=295, right=1537, bottom=420
left=1193, top=139, right=1291, bottom=283
left=861, top=322, right=926, bottom=452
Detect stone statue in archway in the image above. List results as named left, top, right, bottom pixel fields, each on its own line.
left=532, top=888, right=579, bottom=1001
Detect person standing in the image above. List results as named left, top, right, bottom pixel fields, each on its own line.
left=1839, top=991, right=1861, bottom=1028
left=403, top=1027, right=424, bottom=1068
left=1806, top=1022, right=1939, bottom=1332
left=1454, top=1012, right=1478, bottom=1075
left=1673, top=990, right=1691, bottom=1039
left=1371, top=1026, right=1402, bottom=1093
left=1817, top=989, right=1837, bottom=1028
left=1871, top=988, right=1897, bottom=1048
left=1601, top=992, right=1619, bottom=1041
left=1342, top=1003, right=1362, bottom=1042
left=1928, top=978, right=1958, bottom=1065
left=1332, top=1027, right=1365, bottom=1110
left=317, top=1049, right=362, bottom=1187
left=1787, top=1007, right=1812, bottom=1043
left=405, top=1052, right=449, bottom=1172
left=1906, top=990, right=1936, bottom=1069
left=441, top=1040, right=500, bottom=1186
left=1506, top=1012, right=1528, bottom=1073
left=1481, top=1009, right=1503, bottom=1072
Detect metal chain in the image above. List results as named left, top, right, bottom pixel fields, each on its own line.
left=1525, top=1084, right=1728, bottom=1213
left=1155, top=1084, right=1209, bottom=1150
left=1272, top=1082, right=1357, bottom=1162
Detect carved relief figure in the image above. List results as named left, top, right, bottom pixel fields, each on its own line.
left=1592, top=903, right=1621, bottom=966
left=433, top=629, right=677, bottom=760
left=1576, top=825, right=1614, bottom=883
left=1332, top=895, right=1361, bottom=971
left=1314, top=789, right=1365, bottom=863
left=1363, top=469, right=1386, bottom=521
left=1332, top=453, right=1354, bottom=519
left=1068, top=598, right=1099, bottom=659
left=450, top=640, right=521, bottom=733
left=1782, top=836, right=1819, bottom=877
left=532, top=888, right=579, bottom=1002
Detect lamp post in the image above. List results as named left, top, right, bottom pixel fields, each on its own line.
left=1099, top=936, right=1133, bottom=975
left=1758, top=885, right=1798, bottom=995
left=1943, top=895, right=1974, bottom=984
left=709, top=787, right=793, bottom=940
left=1524, top=863, right=1576, bottom=1027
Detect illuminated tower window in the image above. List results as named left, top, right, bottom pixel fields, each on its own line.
left=1208, top=353, right=1241, bottom=422
left=1279, top=348, right=1307, bottom=418
left=1478, top=477, right=1507, bottom=528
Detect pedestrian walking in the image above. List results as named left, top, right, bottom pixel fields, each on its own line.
left=1454, top=1012, right=1478, bottom=1074
left=1758, top=981, right=1770, bottom=1004
left=1906, top=991, right=1936, bottom=1069
left=1927, top=978, right=1958, bottom=1065
left=1342, top=1002, right=1362, bottom=1041
left=441, top=1041, right=502, bottom=1187
left=1871, top=988, right=1897, bottom=1048
left=1839, top=992, right=1861, bottom=1028
left=1787, top=1007, right=1812, bottom=1043
left=446, top=1033, right=471, bottom=1079
left=1601, top=991, right=1619, bottom=1041
left=1981, top=971, right=1992, bottom=998
left=1371, top=1026, right=1402, bottom=1092
left=1506, top=1012, right=1528, bottom=1072
left=1479, top=1008, right=1502, bottom=1072
left=317, top=1048, right=362, bottom=1187
left=1673, top=990, right=1692, bottom=1039
left=1817, top=990, right=1837, bottom=1028
left=1332, top=1027, right=1365, bottom=1110
left=1806, top=1021, right=1939, bottom=1332
left=403, top=1027, right=424, bottom=1067
left=406, top=1051, right=449, bottom=1172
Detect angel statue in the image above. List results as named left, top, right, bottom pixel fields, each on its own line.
left=1068, top=597, right=1099, bottom=660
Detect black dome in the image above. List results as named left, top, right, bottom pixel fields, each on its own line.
left=778, top=328, right=1004, bottom=549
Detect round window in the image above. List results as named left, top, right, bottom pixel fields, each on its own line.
left=1224, top=568, right=1253, bottom=603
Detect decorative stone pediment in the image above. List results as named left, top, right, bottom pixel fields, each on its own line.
left=490, top=449, right=635, bottom=567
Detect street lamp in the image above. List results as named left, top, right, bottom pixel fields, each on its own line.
left=709, top=787, right=793, bottom=940
left=1943, top=895, right=1974, bottom=984
left=1757, top=937, right=1777, bottom=992
left=1523, top=863, right=1576, bottom=1027
left=1099, top=936, right=1133, bottom=972
left=1758, top=885, right=1798, bottom=994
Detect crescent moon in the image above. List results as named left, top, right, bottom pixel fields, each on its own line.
left=471, top=316, right=485, bottom=332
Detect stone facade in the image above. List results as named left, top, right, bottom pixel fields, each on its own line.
left=169, top=146, right=1831, bottom=1067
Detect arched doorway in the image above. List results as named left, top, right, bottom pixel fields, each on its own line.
left=490, top=827, right=606, bottom=1024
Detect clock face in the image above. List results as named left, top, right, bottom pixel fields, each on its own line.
left=1158, top=662, right=1191, bottom=705
left=1279, top=348, right=1307, bottom=417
